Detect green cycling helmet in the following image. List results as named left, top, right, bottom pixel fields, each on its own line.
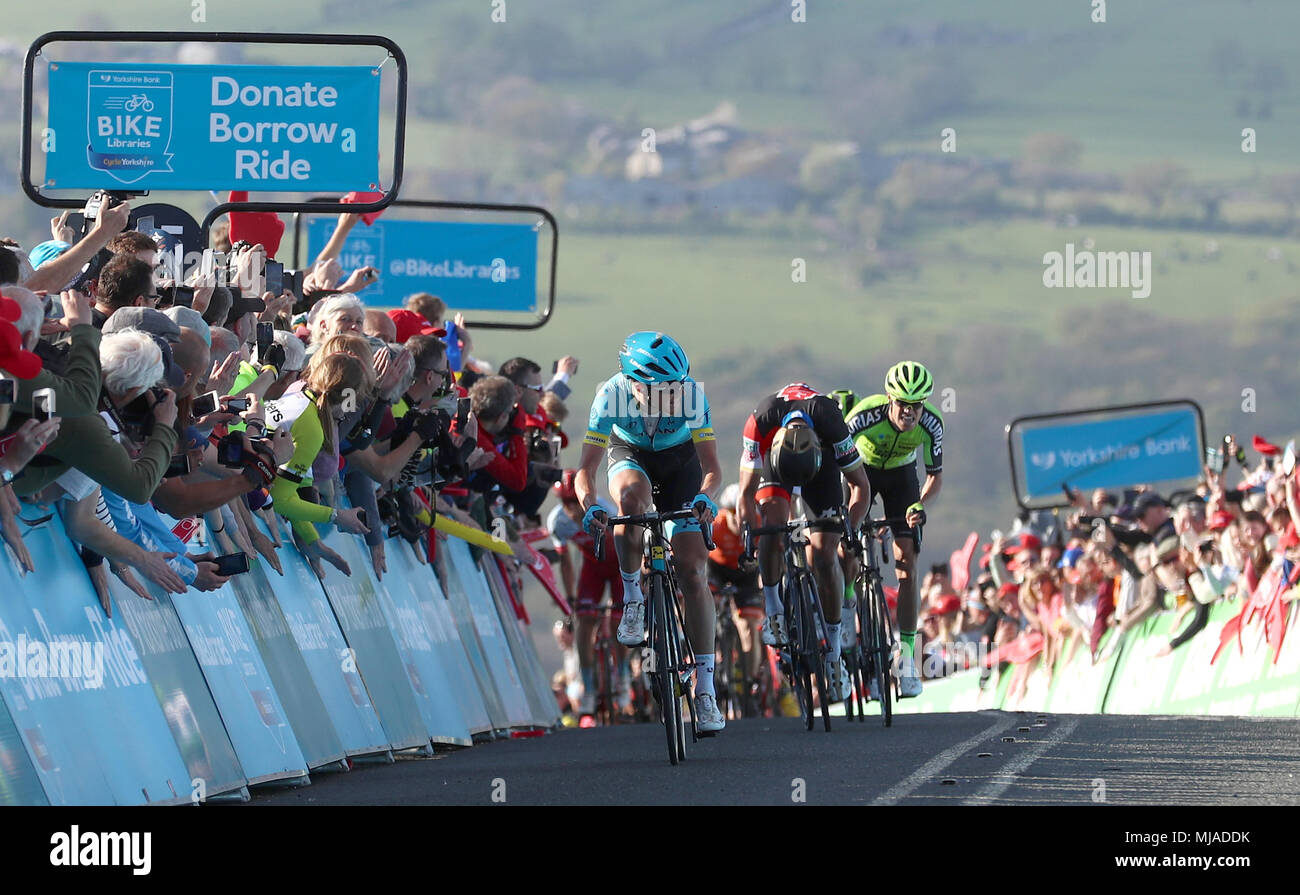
left=884, top=361, right=934, bottom=403
left=828, top=388, right=857, bottom=418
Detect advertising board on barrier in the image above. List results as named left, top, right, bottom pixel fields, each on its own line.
left=305, top=218, right=539, bottom=310
left=0, top=516, right=191, bottom=805
left=1010, top=401, right=1204, bottom=505
left=315, top=530, right=431, bottom=752
left=257, top=531, right=390, bottom=758
left=228, top=564, right=348, bottom=770
left=369, top=552, right=473, bottom=746
left=110, top=577, right=247, bottom=800
left=44, top=63, right=381, bottom=191
left=167, top=580, right=309, bottom=786
left=445, top=540, right=533, bottom=729
left=389, top=543, right=493, bottom=735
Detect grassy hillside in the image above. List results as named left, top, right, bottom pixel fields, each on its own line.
left=8, top=0, right=1300, bottom=561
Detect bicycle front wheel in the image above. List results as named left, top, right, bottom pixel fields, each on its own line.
left=800, top=573, right=831, bottom=732
left=785, top=576, right=815, bottom=731
left=868, top=576, right=892, bottom=728
left=649, top=576, right=680, bottom=764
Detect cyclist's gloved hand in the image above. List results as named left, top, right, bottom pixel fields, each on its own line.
left=692, top=492, right=717, bottom=522
left=906, top=501, right=926, bottom=527
left=582, top=505, right=608, bottom=536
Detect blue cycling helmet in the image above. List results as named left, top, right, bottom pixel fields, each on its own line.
left=619, top=331, right=690, bottom=383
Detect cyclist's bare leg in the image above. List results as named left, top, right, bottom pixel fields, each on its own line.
left=576, top=614, right=597, bottom=672
left=893, top=534, right=919, bottom=637
left=734, top=609, right=762, bottom=678
left=756, top=496, right=791, bottom=587
left=609, top=468, right=651, bottom=576
left=809, top=529, right=843, bottom=626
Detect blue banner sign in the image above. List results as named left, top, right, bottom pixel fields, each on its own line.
left=305, top=218, right=538, bottom=310
left=45, top=62, right=380, bottom=191
left=1014, top=403, right=1204, bottom=502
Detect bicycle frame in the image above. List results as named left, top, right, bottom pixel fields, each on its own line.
left=746, top=513, right=841, bottom=731
left=594, top=507, right=712, bottom=764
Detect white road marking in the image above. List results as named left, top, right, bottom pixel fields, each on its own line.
left=872, top=713, right=1017, bottom=806
left=964, top=717, right=1082, bottom=805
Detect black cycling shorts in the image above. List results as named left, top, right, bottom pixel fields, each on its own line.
left=864, top=462, right=921, bottom=540
left=756, top=444, right=844, bottom=519
left=607, top=434, right=704, bottom=534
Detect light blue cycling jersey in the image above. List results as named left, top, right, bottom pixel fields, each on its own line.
left=583, top=373, right=715, bottom=452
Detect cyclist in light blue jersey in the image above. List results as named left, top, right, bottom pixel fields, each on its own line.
left=576, top=331, right=726, bottom=734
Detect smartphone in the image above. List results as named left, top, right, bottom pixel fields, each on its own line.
left=456, top=396, right=470, bottom=430
left=169, top=285, right=196, bottom=308
left=164, top=453, right=191, bottom=478
left=32, top=388, right=56, bottom=423
left=212, top=553, right=250, bottom=576
left=225, top=397, right=249, bottom=413
left=264, top=261, right=284, bottom=297
left=1205, top=447, right=1225, bottom=475
left=551, top=359, right=558, bottom=375
left=0, top=377, right=14, bottom=405
left=135, top=215, right=155, bottom=235
left=283, top=269, right=304, bottom=303
left=356, top=509, right=368, bottom=530
left=1060, top=483, right=1075, bottom=502
left=192, top=390, right=220, bottom=418
left=256, top=322, right=274, bottom=359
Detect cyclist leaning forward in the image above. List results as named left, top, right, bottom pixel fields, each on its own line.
left=576, top=332, right=727, bottom=734
left=836, top=361, right=944, bottom=699
left=737, top=383, right=871, bottom=703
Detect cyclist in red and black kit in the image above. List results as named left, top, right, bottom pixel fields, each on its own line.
left=737, top=383, right=871, bottom=702
left=547, top=470, right=622, bottom=718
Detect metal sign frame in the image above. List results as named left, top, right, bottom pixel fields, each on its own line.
left=21, top=31, right=408, bottom=243
left=291, top=197, right=557, bottom=331
left=1005, top=398, right=1207, bottom=510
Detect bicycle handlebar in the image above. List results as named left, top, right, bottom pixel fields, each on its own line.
left=591, top=506, right=715, bottom=562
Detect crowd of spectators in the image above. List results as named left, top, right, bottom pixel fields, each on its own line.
left=916, top=434, right=1300, bottom=692
left=0, top=199, right=582, bottom=617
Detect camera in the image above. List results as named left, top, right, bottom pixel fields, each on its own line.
left=158, top=283, right=195, bottom=308
left=81, top=190, right=121, bottom=237
left=70, top=247, right=113, bottom=294
left=216, top=432, right=270, bottom=468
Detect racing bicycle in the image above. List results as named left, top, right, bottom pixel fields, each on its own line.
left=596, top=507, right=713, bottom=765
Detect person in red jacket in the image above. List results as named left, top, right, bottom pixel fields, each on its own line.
left=462, top=374, right=527, bottom=493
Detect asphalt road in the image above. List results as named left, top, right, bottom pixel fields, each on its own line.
left=250, top=711, right=1300, bottom=806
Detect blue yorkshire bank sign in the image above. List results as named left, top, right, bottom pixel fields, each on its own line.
left=45, top=62, right=380, bottom=191
left=306, top=218, right=539, bottom=312
left=1018, top=405, right=1203, bottom=500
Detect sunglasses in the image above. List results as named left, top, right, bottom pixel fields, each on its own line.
left=894, top=399, right=924, bottom=411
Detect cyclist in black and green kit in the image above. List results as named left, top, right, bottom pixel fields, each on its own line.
left=836, top=361, right=944, bottom=698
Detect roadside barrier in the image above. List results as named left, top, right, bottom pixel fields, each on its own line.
left=897, top=592, right=1300, bottom=718
left=0, top=507, right=559, bottom=805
